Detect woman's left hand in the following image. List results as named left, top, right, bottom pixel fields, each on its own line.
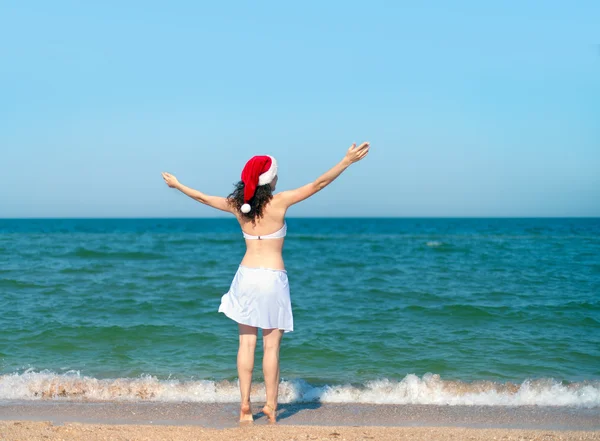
left=162, top=172, right=180, bottom=188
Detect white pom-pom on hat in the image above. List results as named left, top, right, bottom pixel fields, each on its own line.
left=241, top=203, right=251, bottom=213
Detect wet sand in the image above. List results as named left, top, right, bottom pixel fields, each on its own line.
left=1, top=401, right=599, bottom=430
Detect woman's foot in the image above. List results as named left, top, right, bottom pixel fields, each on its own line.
left=239, top=402, right=253, bottom=423
left=262, top=403, right=277, bottom=424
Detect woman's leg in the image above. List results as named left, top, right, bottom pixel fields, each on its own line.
left=262, top=328, right=284, bottom=423
left=238, top=324, right=258, bottom=422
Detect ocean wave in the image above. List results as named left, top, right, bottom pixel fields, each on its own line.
left=0, top=279, right=47, bottom=289
left=64, top=247, right=166, bottom=260
left=1, top=370, right=598, bottom=407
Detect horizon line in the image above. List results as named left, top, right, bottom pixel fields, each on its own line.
left=1, top=216, right=599, bottom=220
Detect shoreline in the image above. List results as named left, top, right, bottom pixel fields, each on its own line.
left=1, top=401, right=599, bottom=430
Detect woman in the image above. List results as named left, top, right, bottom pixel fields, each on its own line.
left=161, top=141, right=370, bottom=423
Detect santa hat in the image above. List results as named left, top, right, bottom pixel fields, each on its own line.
left=240, top=155, right=278, bottom=213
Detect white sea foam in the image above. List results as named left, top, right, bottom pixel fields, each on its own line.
left=1, top=370, right=598, bottom=407
left=426, top=241, right=443, bottom=247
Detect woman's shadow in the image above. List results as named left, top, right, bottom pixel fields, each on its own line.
left=254, top=401, right=322, bottom=421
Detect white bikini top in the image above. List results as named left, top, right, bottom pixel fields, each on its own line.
left=242, top=222, right=287, bottom=240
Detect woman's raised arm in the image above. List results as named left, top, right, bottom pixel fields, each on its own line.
left=162, top=172, right=233, bottom=213
left=277, top=142, right=370, bottom=208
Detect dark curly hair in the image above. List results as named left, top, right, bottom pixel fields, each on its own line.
left=227, top=181, right=273, bottom=223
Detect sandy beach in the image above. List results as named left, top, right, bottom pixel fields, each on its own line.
left=1, top=421, right=600, bottom=441
left=1, top=402, right=599, bottom=440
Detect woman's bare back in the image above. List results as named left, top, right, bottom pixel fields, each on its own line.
left=237, top=194, right=287, bottom=270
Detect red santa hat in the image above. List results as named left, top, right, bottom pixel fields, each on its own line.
left=240, top=155, right=278, bottom=213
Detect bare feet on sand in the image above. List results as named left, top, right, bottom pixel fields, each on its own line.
left=239, top=402, right=253, bottom=423
left=262, top=404, right=277, bottom=424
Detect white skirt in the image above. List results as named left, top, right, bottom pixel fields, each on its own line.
left=218, top=265, right=294, bottom=332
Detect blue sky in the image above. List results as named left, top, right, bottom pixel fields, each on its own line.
left=1, top=1, right=598, bottom=217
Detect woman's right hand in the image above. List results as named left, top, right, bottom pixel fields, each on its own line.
left=344, top=142, right=370, bottom=164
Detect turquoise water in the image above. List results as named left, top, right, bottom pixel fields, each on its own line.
left=1, top=218, right=599, bottom=405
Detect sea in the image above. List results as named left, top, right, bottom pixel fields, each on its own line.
left=0, top=217, right=599, bottom=407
